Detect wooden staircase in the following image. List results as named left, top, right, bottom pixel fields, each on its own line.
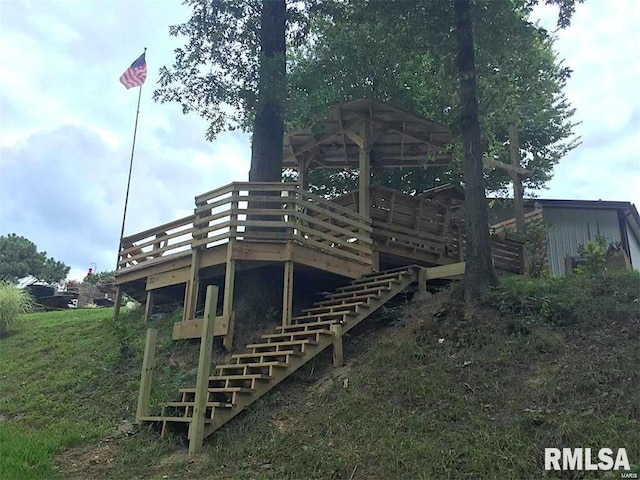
left=138, top=266, right=419, bottom=444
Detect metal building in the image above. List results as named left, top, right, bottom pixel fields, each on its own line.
left=493, top=199, right=640, bottom=276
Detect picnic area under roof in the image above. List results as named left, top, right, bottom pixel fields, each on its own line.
left=282, top=98, right=454, bottom=171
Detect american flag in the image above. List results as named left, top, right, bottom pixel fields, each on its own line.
left=119, top=52, right=147, bottom=89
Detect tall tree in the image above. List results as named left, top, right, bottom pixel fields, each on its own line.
left=156, top=0, right=296, bottom=319
left=249, top=0, right=286, bottom=182
left=0, top=234, right=70, bottom=284
left=453, top=0, right=499, bottom=300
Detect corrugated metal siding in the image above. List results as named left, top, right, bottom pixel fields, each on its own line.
left=627, top=220, right=640, bottom=271
left=543, top=208, right=622, bottom=276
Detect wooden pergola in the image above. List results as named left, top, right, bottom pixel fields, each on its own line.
left=282, top=98, right=455, bottom=219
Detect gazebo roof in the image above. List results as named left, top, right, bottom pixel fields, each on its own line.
left=283, top=98, right=454, bottom=170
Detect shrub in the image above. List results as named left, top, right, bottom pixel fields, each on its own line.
left=0, top=282, right=34, bottom=335
left=576, top=235, right=608, bottom=275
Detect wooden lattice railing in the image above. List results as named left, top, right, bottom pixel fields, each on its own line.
left=118, top=183, right=373, bottom=270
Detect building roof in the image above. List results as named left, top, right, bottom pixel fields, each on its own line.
left=492, top=198, right=640, bottom=244
left=531, top=199, right=640, bottom=243
left=282, top=98, right=454, bottom=170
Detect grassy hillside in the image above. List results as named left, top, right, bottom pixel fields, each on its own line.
left=1, top=271, right=638, bottom=479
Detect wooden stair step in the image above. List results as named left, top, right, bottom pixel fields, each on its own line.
left=350, top=270, right=411, bottom=284
left=138, top=416, right=211, bottom=424
left=360, top=266, right=416, bottom=277
left=260, top=331, right=332, bottom=342
left=325, top=287, right=389, bottom=300
left=208, top=374, right=272, bottom=381
left=313, top=294, right=378, bottom=307
left=232, top=350, right=302, bottom=360
left=216, top=361, right=288, bottom=371
left=275, top=320, right=339, bottom=331
left=301, top=301, right=367, bottom=314
left=179, top=387, right=254, bottom=394
left=163, top=401, right=233, bottom=408
left=336, top=278, right=400, bottom=292
left=291, top=310, right=355, bottom=322
left=246, top=339, right=317, bottom=349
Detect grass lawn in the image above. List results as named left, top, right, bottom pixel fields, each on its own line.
left=1, top=272, right=639, bottom=479
left=0, top=308, right=140, bottom=479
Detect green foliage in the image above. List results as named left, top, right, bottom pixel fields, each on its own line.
left=287, top=0, right=579, bottom=195
left=489, top=270, right=640, bottom=328
left=0, top=281, right=33, bottom=335
left=154, top=0, right=311, bottom=141
left=576, top=235, right=608, bottom=275
left=0, top=233, right=70, bottom=284
left=83, top=270, right=116, bottom=285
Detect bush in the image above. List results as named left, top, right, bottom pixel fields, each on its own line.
left=0, top=282, right=34, bottom=335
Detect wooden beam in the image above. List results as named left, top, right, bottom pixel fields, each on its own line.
left=282, top=261, right=294, bottom=326
left=299, top=157, right=310, bottom=191
left=509, top=125, right=525, bottom=233
left=483, top=156, right=532, bottom=177
left=136, top=328, right=157, bottom=423
left=183, top=249, right=201, bottom=322
left=223, top=201, right=238, bottom=324
left=356, top=114, right=450, bottom=151
left=418, top=268, right=427, bottom=294
left=143, top=290, right=154, bottom=325
left=358, top=134, right=371, bottom=219
left=172, top=316, right=229, bottom=340
left=331, top=323, right=344, bottom=368
left=223, top=312, right=235, bottom=351
left=422, top=261, right=466, bottom=280
left=188, top=307, right=215, bottom=456
left=146, top=267, right=190, bottom=290
left=113, top=286, right=123, bottom=317
left=222, top=259, right=236, bottom=320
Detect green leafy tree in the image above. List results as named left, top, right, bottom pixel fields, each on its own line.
left=0, top=234, right=70, bottom=284
left=287, top=0, right=579, bottom=197
left=155, top=0, right=305, bottom=182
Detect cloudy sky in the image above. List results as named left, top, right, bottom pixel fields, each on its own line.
left=0, top=0, right=638, bottom=281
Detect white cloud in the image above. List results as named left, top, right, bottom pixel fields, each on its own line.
left=532, top=0, right=640, bottom=206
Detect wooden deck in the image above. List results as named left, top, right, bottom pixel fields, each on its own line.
left=115, top=181, right=523, bottom=289
left=115, top=181, right=523, bottom=333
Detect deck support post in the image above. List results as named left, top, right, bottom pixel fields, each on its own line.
left=331, top=323, right=344, bottom=368
left=358, top=138, right=371, bottom=219
left=188, top=293, right=215, bottom=456
left=136, top=328, right=157, bottom=423
left=282, top=261, right=294, bottom=326
left=372, top=251, right=380, bottom=272
left=113, top=286, right=123, bottom=317
left=143, top=290, right=155, bottom=324
left=418, top=268, right=427, bottom=294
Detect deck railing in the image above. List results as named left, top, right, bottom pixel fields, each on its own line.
left=332, top=186, right=452, bottom=257
left=118, top=182, right=373, bottom=270
left=331, top=186, right=524, bottom=274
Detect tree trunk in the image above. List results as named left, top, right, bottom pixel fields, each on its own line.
left=453, top=0, right=499, bottom=303
left=249, top=0, right=286, bottom=182
left=244, top=1, right=287, bottom=323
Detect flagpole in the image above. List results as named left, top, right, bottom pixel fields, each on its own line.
left=117, top=52, right=145, bottom=270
